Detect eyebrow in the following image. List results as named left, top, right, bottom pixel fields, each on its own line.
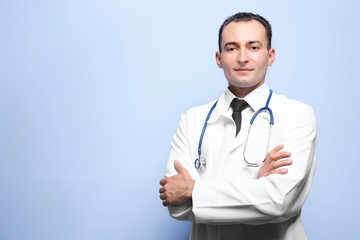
left=248, top=40, right=263, bottom=47
left=223, top=42, right=239, bottom=48
left=223, top=40, right=264, bottom=48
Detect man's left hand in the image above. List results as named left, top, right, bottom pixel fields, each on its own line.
left=159, top=160, right=195, bottom=207
left=258, top=144, right=292, bottom=179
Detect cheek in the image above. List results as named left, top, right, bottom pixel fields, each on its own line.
left=256, top=57, right=269, bottom=71
left=223, top=64, right=233, bottom=78
left=221, top=58, right=233, bottom=71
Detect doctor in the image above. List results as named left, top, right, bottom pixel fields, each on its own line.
left=159, top=12, right=316, bottom=240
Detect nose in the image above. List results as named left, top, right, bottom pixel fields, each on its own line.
left=237, top=49, right=249, bottom=64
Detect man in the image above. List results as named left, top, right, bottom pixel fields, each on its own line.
left=159, top=12, right=316, bottom=240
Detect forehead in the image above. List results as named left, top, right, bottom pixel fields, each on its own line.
left=221, top=20, right=267, bottom=45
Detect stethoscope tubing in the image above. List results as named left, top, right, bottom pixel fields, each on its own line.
left=195, top=101, right=218, bottom=169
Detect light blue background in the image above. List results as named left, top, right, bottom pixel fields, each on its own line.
left=0, top=0, right=359, bottom=239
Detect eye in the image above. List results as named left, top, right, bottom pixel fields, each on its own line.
left=250, top=46, right=259, bottom=51
left=226, top=47, right=236, bottom=52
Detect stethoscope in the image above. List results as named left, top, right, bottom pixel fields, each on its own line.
left=194, top=89, right=274, bottom=170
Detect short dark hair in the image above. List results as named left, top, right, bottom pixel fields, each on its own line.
left=218, top=12, right=272, bottom=52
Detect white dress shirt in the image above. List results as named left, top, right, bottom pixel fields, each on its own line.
left=165, top=84, right=317, bottom=240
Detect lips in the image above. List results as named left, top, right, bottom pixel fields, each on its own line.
left=234, top=68, right=253, bottom=73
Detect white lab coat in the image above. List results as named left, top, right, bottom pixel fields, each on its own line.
left=165, top=84, right=317, bottom=240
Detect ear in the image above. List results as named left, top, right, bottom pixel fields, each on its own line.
left=267, top=48, right=275, bottom=66
left=215, top=51, right=223, bottom=68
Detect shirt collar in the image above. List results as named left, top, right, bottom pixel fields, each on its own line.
left=242, top=83, right=270, bottom=112
left=208, top=83, right=270, bottom=124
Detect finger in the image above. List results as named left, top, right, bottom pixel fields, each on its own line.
left=159, top=193, right=167, bottom=200
left=272, top=159, right=293, bottom=169
left=159, top=187, right=165, bottom=194
left=269, top=168, right=288, bottom=175
left=174, top=160, right=184, bottom=173
left=276, top=151, right=291, bottom=158
left=160, top=178, right=166, bottom=186
left=269, top=144, right=284, bottom=154
left=162, top=199, right=168, bottom=207
left=270, top=151, right=291, bottom=161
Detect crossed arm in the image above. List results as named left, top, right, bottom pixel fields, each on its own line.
left=159, top=144, right=292, bottom=207
left=159, top=100, right=316, bottom=226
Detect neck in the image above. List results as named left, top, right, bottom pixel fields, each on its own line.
left=228, top=81, right=264, bottom=98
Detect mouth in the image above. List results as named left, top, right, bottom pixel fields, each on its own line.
left=233, top=68, right=254, bottom=74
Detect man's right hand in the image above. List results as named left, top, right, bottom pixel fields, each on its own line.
left=258, top=144, right=293, bottom=179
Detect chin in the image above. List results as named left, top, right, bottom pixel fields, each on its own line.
left=229, top=81, right=262, bottom=89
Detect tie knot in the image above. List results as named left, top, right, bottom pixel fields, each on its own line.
left=230, top=98, right=248, bottom=112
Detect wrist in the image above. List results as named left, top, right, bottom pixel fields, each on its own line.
left=186, top=180, right=195, bottom=199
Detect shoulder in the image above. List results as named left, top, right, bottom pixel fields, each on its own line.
left=180, top=99, right=218, bottom=122
left=272, top=93, right=316, bottom=127
left=172, top=99, right=218, bottom=142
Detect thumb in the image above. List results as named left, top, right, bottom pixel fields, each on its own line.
left=174, top=160, right=184, bottom=173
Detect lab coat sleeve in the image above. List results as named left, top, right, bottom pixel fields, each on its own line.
left=192, top=103, right=317, bottom=225
left=165, top=112, right=197, bottom=221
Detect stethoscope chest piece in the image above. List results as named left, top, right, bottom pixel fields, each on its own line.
left=194, top=156, right=206, bottom=170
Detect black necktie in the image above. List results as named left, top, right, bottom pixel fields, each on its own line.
left=230, top=99, right=248, bottom=137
